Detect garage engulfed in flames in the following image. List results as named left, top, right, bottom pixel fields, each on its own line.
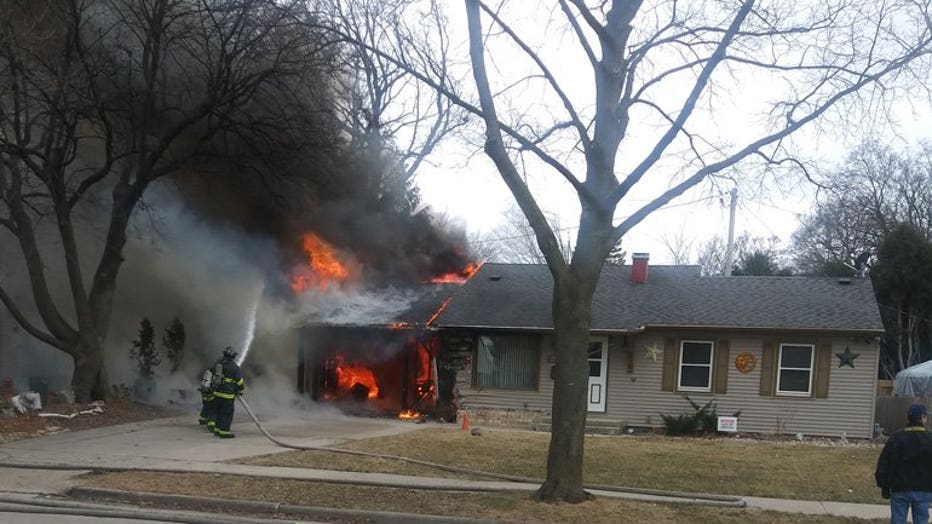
left=288, top=231, right=477, bottom=420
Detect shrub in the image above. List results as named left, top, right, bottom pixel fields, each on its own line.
left=660, top=395, right=742, bottom=436
left=162, top=317, right=186, bottom=374
left=130, top=317, right=161, bottom=379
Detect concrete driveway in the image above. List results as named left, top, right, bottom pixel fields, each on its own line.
left=0, top=403, right=427, bottom=486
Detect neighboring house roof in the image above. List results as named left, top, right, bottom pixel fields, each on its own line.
left=435, top=263, right=885, bottom=333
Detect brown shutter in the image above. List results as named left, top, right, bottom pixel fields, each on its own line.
left=759, top=340, right=776, bottom=397
left=813, top=341, right=832, bottom=399
left=713, top=340, right=730, bottom=394
left=661, top=337, right=678, bottom=392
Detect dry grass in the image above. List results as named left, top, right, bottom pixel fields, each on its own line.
left=237, top=427, right=883, bottom=503
left=84, top=471, right=882, bottom=524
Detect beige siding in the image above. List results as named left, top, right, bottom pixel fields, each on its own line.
left=455, top=331, right=879, bottom=438
left=456, top=335, right=554, bottom=411
left=605, top=333, right=879, bottom=438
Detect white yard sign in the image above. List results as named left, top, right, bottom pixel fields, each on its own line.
left=717, top=416, right=738, bottom=433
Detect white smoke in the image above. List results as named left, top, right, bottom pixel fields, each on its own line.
left=292, top=286, right=420, bottom=327
left=0, top=179, right=439, bottom=414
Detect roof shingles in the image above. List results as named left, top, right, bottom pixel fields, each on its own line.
left=435, top=263, right=884, bottom=332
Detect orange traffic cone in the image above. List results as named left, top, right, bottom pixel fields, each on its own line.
left=461, top=412, right=470, bottom=431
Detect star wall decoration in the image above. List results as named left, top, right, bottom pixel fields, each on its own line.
left=836, top=346, right=860, bottom=368
left=644, top=343, right=663, bottom=362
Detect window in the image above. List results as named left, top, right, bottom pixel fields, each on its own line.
left=678, top=341, right=714, bottom=391
left=777, top=344, right=814, bottom=396
left=475, top=335, right=539, bottom=390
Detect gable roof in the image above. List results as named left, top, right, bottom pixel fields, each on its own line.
left=435, top=263, right=885, bottom=333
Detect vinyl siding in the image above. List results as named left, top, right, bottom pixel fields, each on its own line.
left=454, top=330, right=879, bottom=438
left=605, top=333, right=879, bottom=438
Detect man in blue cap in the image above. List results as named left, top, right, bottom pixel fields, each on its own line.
left=875, top=403, right=932, bottom=524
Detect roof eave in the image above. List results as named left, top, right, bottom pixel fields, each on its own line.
left=639, top=323, right=885, bottom=334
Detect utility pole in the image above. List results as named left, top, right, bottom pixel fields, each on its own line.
left=723, top=188, right=737, bottom=276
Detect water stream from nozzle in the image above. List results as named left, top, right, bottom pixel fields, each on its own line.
left=236, top=282, right=264, bottom=366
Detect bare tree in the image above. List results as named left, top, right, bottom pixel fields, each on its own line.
left=464, top=0, right=931, bottom=502
left=0, top=0, right=314, bottom=402
left=661, top=228, right=693, bottom=266
left=792, top=141, right=932, bottom=274
left=697, top=233, right=784, bottom=276
left=480, top=205, right=574, bottom=264
left=322, top=0, right=465, bottom=193
left=317, top=0, right=932, bottom=502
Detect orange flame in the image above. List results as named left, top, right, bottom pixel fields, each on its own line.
left=291, top=233, right=355, bottom=292
left=397, top=409, right=421, bottom=420
left=426, top=262, right=481, bottom=284
left=333, top=355, right=379, bottom=399
left=426, top=296, right=452, bottom=327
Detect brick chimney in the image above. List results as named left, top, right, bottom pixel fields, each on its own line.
left=631, top=253, right=649, bottom=284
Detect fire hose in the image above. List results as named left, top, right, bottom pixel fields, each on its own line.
left=236, top=396, right=745, bottom=506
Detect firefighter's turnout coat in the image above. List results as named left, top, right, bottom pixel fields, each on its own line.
left=211, top=358, right=245, bottom=437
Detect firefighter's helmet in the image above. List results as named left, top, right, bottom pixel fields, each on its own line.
left=222, top=346, right=237, bottom=361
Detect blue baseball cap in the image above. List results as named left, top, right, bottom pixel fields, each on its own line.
left=909, top=404, right=928, bottom=418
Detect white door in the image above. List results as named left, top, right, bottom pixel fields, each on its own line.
left=587, top=337, right=608, bottom=412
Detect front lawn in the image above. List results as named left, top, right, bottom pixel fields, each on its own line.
left=238, top=427, right=883, bottom=503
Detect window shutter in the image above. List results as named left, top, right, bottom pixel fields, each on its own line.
left=759, top=340, right=775, bottom=397
left=813, top=341, right=832, bottom=399
left=713, top=340, right=730, bottom=394
left=661, top=337, right=677, bottom=392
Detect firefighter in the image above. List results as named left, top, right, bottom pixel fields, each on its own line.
left=211, top=346, right=245, bottom=439
left=197, top=364, right=215, bottom=427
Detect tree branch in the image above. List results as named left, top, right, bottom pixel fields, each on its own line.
left=557, top=0, right=598, bottom=68
left=302, top=13, right=598, bottom=206
left=613, top=26, right=932, bottom=241
left=465, top=0, right=568, bottom=275
left=0, top=282, right=70, bottom=353
left=611, top=0, right=756, bottom=205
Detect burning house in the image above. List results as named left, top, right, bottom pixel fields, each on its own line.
left=283, top=231, right=477, bottom=421
left=295, top=286, right=457, bottom=420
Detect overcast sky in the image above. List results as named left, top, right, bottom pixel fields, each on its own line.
left=408, top=2, right=932, bottom=266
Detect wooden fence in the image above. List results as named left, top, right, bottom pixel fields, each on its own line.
left=875, top=396, right=932, bottom=434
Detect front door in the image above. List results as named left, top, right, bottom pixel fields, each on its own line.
left=587, top=337, right=608, bottom=412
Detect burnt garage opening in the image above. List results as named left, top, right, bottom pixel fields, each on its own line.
left=297, top=325, right=454, bottom=419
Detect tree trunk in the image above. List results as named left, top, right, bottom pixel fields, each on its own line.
left=71, top=335, right=109, bottom=403
left=536, top=275, right=597, bottom=503
left=70, top=181, right=137, bottom=404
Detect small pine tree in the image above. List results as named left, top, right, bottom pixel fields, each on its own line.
left=606, top=240, right=626, bottom=265
left=162, top=317, right=186, bottom=374
left=130, top=318, right=161, bottom=379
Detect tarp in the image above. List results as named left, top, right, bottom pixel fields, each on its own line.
left=894, top=360, right=932, bottom=397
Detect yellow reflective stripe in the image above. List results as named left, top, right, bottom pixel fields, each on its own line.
left=214, top=429, right=231, bottom=435
left=213, top=392, right=235, bottom=399
left=236, top=378, right=244, bottom=386
left=905, top=426, right=927, bottom=432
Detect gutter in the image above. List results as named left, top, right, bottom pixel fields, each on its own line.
left=437, top=323, right=884, bottom=335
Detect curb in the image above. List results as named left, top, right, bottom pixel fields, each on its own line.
left=68, top=486, right=501, bottom=524
left=0, top=494, right=298, bottom=524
